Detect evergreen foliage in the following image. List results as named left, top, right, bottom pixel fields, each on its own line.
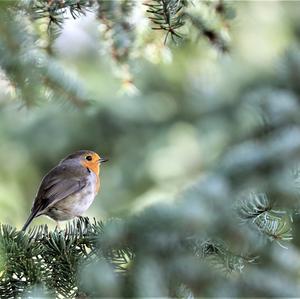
left=1, top=1, right=300, bottom=298
left=0, top=0, right=232, bottom=106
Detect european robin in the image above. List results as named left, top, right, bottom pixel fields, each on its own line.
left=22, top=150, right=108, bottom=231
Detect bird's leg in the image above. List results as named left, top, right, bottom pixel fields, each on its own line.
left=55, top=221, right=61, bottom=230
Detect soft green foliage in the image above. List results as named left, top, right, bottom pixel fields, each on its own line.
left=0, top=217, right=250, bottom=297
left=0, top=0, right=232, bottom=106
left=146, top=0, right=231, bottom=48
left=0, top=7, right=88, bottom=106
left=0, top=218, right=133, bottom=297
left=1, top=0, right=300, bottom=297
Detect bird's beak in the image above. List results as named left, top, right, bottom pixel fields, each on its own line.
left=99, top=157, right=109, bottom=163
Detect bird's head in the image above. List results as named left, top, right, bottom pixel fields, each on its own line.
left=61, top=150, right=108, bottom=175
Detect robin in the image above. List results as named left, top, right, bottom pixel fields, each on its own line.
left=22, top=150, right=108, bottom=231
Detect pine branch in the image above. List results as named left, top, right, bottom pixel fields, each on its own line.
left=0, top=0, right=235, bottom=104
left=146, top=0, right=233, bottom=49
left=0, top=10, right=43, bottom=106
left=0, top=214, right=255, bottom=298
left=41, top=58, right=89, bottom=108
left=0, top=8, right=88, bottom=107
left=0, top=218, right=136, bottom=298
left=238, top=192, right=293, bottom=246
left=0, top=225, right=45, bottom=298
left=97, top=0, right=136, bottom=62
left=26, top=0, right=95, bottom=28
left=187, top=238, right=256, bottom=275
left=184, top=11, right=229, bottom=52
left=145, top=0, right=187, bottom=44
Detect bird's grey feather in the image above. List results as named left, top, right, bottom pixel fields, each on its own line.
left=31, top=163, right=88, bottom=216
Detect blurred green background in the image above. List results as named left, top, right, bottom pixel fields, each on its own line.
left=0, top=0, right=299, bottom=231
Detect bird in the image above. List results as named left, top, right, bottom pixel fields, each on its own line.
left=22, top=150, right=108, bottom=231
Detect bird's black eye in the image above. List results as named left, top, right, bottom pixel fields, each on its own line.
left=86, top=155, right=92, bottom=161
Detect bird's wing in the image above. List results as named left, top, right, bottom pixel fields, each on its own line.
left=31, top=164, right=88, bottom=216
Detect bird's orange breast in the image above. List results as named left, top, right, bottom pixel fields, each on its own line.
left=81, top=160, right=100, bottom=194
left=95, top=176, right=100, bottom=193
left=82, top=160, right=100, bottom=176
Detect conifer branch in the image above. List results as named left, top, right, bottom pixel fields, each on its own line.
left=238, top=193, right=293, bottom=245
left=0, top=215, right=257, bottom=297
left=145, top=0, right=186, bottom=43
left=27, top=0, right=95, bottom=28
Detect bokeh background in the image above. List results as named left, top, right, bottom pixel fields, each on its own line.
left=0, top=0, right=299, bottom=229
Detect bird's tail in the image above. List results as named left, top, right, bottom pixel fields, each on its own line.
left=22, top=210, right=38, bottom=231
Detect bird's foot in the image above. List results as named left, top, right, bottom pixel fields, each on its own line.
left=55, top=221, right=61, bottom=231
